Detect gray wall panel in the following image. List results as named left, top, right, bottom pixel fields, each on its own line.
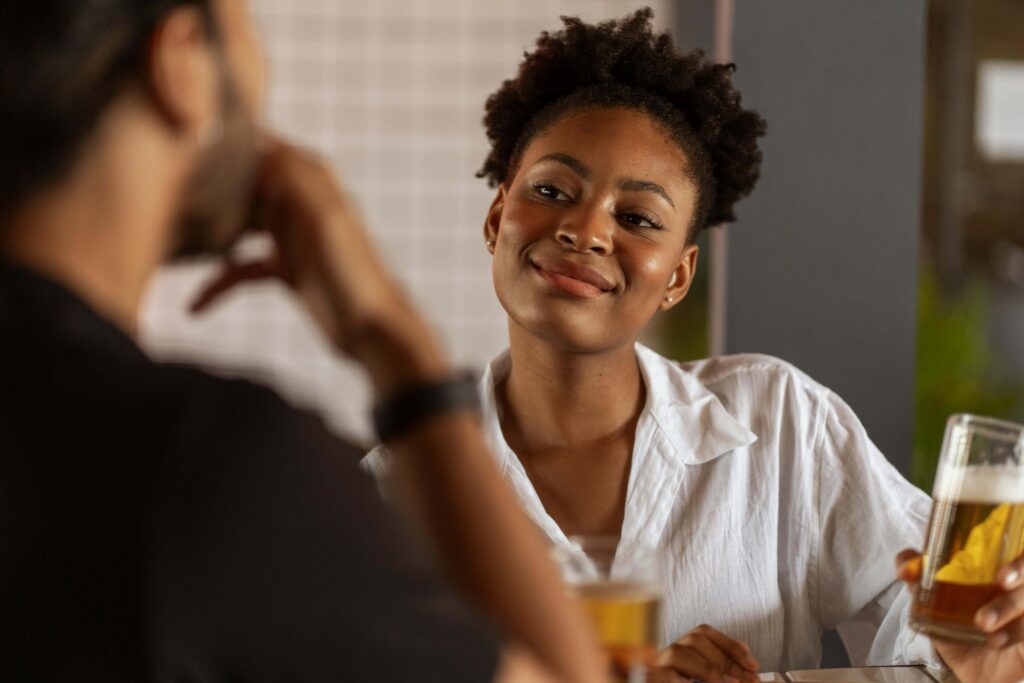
left=726, top=1, right=926, bottom=478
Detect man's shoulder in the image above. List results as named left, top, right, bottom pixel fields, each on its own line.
left=152, top=363, right=354, bottom=461
left=154, top=363, right=288, bottom=416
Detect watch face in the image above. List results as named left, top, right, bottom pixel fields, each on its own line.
left=372, top=373, right=479, bottom=441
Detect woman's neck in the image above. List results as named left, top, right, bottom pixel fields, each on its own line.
left=498, top=322, right=646, bottom=452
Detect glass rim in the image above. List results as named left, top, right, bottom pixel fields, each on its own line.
left=948, top=413, right=1024, bottom=438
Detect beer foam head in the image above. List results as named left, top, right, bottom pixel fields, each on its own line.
left=934, top=465, right=1024, bottom=503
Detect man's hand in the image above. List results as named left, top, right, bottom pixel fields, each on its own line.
left=191, top=139, right=447, bottom=395
left=649, top=624, right=760, bottom=683
left=898, top=549, right=1024, bottom=683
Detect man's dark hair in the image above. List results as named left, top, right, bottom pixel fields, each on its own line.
left=478, top=7, right=767, bottom=235
left=0, top=1, right=213, bottom=222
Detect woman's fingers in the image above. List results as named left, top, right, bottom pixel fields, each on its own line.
left=655, top=643, right=727, bottom=682
left=986, top=613, right=1024, bottom=649
left=683, top=635, right=737, bottom=680
left=646, top=667, right=688, bottom=683
left=976, top=582, right=1024, bottom=634
left=896, top=548, right=923, bottom=583
left=997, top=556, right=1024, bottom=592
left=655, top=627, right=759, bottom=683
left=190, top=259, right=283, bottom=313
left=695, top=624, right=760, bottom=672
left=685, top=637, right=757, bottom=683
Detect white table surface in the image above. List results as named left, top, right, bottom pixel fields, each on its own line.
left=759, top=667, right=958, bottom=683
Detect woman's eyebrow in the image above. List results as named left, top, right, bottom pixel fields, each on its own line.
left=534, top=152, right=591, bottom=179
left=617, top=178, right=676, bottom=211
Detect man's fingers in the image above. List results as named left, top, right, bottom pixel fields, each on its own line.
left=695, top=624, right=760, bottom=673
left=896, top=548, right=923, bottom=583
left=190, top=260, right=282, bottom=313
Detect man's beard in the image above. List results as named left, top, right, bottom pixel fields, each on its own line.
left=171, top=85, right=260, bottom=259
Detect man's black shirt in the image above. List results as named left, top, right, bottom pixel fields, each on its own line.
left=0, top=260, right=499, bottom=681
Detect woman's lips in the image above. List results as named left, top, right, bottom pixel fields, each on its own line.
left=530, top=257, right=614, bottom=299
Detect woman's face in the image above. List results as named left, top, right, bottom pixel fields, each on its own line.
left=485, top=106, right=700, bottom=354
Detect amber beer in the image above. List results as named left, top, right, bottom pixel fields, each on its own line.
left=571, top=581, right=661, bottom=681
left=912, top=461, right=1024, bottom=642
left=554, top=537, right=662, bottom=683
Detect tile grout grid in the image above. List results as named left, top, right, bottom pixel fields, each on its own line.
left=139, top=0, right=673, bottom=447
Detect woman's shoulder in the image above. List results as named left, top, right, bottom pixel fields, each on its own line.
left=683, top=352, right=821, bottom=387
left=639, top=347, right=852, bottom=446
left=669, top=351, right=885, bottom=455
left=645, top=347, right=832, bottom=404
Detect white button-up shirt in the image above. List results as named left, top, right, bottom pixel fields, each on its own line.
left=363, top=344, right=939, bottom=672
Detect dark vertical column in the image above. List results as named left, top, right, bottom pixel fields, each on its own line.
left=725, top=1, right=926, bottom=479
left=672, top=0, right=715, bottom=53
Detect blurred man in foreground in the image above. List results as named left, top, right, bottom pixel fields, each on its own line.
left=0, top=1, right=604, bottom=681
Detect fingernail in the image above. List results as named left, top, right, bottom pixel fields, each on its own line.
left=990, top=631, right=1009, bottom=648
left=977, top=608, right=998, bottom=630
left=1004, top=569, right=1020, bottom=588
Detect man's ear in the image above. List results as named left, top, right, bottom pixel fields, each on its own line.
left=660, top=242, right=700, bottom=311
left=483, top=185, right=507, bottom=254
left=146, top=6, right=219, bottom=140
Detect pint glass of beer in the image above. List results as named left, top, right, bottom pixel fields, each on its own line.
left=910, top=414, right=1024, bottom=642
left=553, top=536, right=661, bottom=683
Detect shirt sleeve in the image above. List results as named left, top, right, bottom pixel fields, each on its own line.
left=150, top=382, right=501, bottom=682
left=812, top=389, right=940, bottom=667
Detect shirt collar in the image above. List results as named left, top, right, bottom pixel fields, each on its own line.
left=479, top=349, right=514, bottom=473
left=633, top=343, right=758, bottom=463
left=479, top=343, right=757, bottom=470
left=0, top=256, right=147, bottom=363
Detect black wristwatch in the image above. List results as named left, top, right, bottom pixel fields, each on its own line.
left=371, top=371, right=480, bottom=442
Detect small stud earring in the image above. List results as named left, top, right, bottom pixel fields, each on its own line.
left=665, top=295, right=673, bottom=304
left=486, top=239, right=496, bottom=251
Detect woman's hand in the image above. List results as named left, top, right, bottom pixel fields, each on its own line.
left=191, top=139, right=447, bottom=394
left=898, top=549, right=1024, bottom=683
left=649, top=624, right=760, bottom=683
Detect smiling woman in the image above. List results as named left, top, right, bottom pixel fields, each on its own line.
left=486, top=107, right=698, bottom=352
left=364, top=7, right=953, bottom=682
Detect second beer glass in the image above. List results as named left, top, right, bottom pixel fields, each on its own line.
left=911, top=414, right=1024, bottom=642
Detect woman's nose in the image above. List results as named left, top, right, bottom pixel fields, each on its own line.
left=555, top=211, right=614, bottom=255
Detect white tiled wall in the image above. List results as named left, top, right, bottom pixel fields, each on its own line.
left=139, top=0, right=673, bottom=446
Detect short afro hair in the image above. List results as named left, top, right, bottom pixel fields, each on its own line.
left=477, top=7, right=767, bottom=235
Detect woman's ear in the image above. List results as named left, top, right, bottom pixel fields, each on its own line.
left=483, top=185, right=506, bottom=254
left=660, top=242, right=700, bottom=311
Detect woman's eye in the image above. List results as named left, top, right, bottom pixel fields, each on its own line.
left=619, top=212, right=662, bottom=230
left=532, top=183, right=569, bottom=201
